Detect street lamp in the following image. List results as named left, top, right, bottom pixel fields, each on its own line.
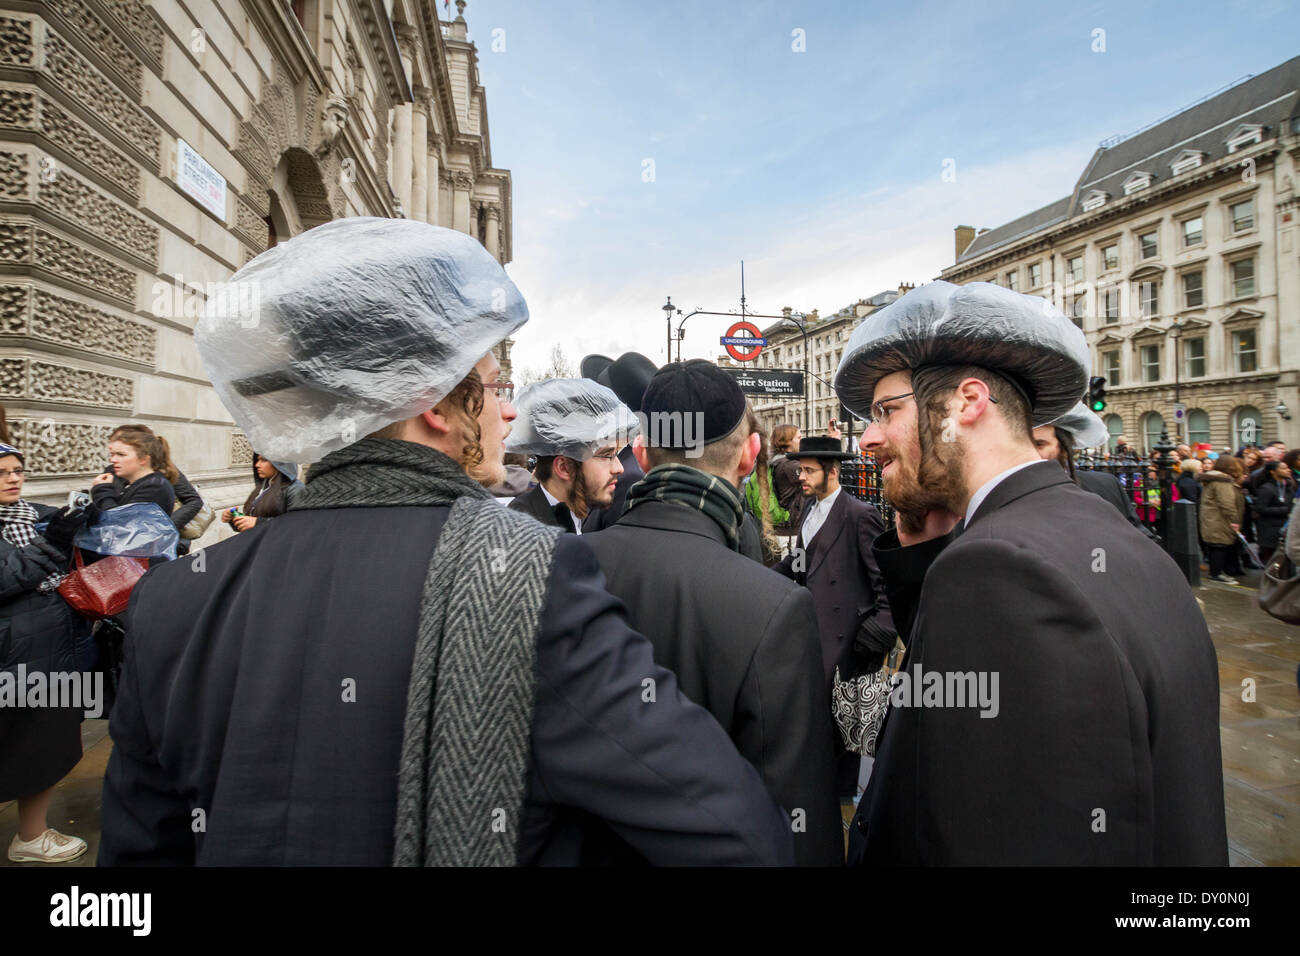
left=1171, top=317, right=1182, bottom=441
left=662, top=297, right=675, bottom=362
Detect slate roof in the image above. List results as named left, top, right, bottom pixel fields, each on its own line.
left=955, top=55, right=1300, bottom=265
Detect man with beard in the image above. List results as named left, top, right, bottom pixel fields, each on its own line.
left=578, top=352, right=658, bottom=531
left=840, top=280, right=1226, bottom=865
left=507, top=378, right=636, bottom=533
left=583, top=361, right=842, bottom=865
left=772, top=434, right=894, bottom=804
left=1031, top=403, right=1152, bottom=536
left=99, top=219, right=792, bottom=866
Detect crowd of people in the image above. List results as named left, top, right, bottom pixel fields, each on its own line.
left=0, top=217, right=1247, bottom=867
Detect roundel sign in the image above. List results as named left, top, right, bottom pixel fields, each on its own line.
left=721, top=320, right=766, bottom=362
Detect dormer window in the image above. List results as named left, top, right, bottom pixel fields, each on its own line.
left=1081, top=190, right=1109, bottom=212
left=1123, top=172, right=1154, bottom=196
left=1226, top=124, right=1264, bottom=153
left=1170, top=150, right=1206, bottom=175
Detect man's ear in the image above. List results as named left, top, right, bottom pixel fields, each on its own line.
left=553, top=455, right=576, bottom=482
left=632, top=434, right=651, bottom=473
left=422, top=408, right=452, bottom=435
left=738, top=431, right=761, bottom=478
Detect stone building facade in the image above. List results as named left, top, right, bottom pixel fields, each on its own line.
left=0, top=0, right=513, bottom=539
left=941, top=56, right=1300, bottom=454
left=717, top=286, right=912, bottom=439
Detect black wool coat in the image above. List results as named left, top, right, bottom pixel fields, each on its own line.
left=1251, top=479, right=1296, bottom=552
left=583, top=500, right=843, bottom=866
left=98, top=505, right=793, bottom=866
left=0, top=504, right=92, bottom=675
left=771, top=491, right=895, bottom=684
left=849, top=461, right=1227, bottom=866
left=1076, top=468, right=1153, bottom=537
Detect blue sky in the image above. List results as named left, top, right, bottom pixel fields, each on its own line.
left=468, top=0, right=1298, bottom=373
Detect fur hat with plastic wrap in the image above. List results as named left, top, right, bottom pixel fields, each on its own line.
left=194, top=217, right=528, bottom=464
left=1041, top=402, right=1109, bottom=449
left=505, top=378, right=640, bottom=461
left=833, top=281, right=1089, bottom=424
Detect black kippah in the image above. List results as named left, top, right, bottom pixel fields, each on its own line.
left=640, top=359, right=747, bottom=448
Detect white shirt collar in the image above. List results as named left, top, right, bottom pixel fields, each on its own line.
left=539, top=482, right=583, bottom=534
left=964, top=459, right=1041, bottom=527
left=812, top=487, right=841, bottom=514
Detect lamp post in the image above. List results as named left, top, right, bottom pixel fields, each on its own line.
left=1171, top=317, right=1182, bottom=441
left=662, top=297, right=675, bottom=363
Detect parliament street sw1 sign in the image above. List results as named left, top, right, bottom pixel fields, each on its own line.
left=722, top=368, right=805, bottom=396
left=720, top=320, right=766, bottom=362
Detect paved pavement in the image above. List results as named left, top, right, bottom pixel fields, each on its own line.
left=3, top=573, right=1297, bottom=866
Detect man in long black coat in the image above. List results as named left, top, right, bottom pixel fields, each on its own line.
left=838, top=280, right=1226, bottom=865
left=584, top=363, right=842, bottom=865
left=771, top=437, right=895, bottom=685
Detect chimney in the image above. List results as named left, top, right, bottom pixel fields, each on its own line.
left=782, top=306, right=792, bottom=320
left=897, top=282, right=914, bottom=296
left=954, top=225, right=975, bottom=262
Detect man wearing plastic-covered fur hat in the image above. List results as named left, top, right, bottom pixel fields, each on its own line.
left=1032, top=402, right=1152, bottom=537
left=99, top=218, right=792, bottom=867
left=505, top=378, right=638, bottom=533
left=843, top=280, right=1226, bottom=866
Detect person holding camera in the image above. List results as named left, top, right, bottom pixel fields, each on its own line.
left=221, top=454, right=302, bottom=532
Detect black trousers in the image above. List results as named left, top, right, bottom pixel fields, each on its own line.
left=1206, top=542, right=1241, bottom=576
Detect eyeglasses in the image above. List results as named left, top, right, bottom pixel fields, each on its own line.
left=0, top=468, right=25, bottom=479
left=868, top=392, right=914, bottom=425
left=590, top=452, right=619, bottom=462
left=866, top=389, right=997, bottom=424
left=483, top=381, right=515, bottom=404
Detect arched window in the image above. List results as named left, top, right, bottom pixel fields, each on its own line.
left=1105, top=414, right=1124, bottom=452
left=1232, top=405, right=1263, bottom=450
left=1141, top=412, right=1165, bottom=453
left=1186, top=409, right=1210, bottom=446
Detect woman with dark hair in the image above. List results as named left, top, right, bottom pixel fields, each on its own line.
left=1251, top=460, right=1296, bottom=565
left=1199, top=455, right=1247, bottom=583
left=222, top=454, right=302, bottom=532
left=0, top=442, right=94, bottom=862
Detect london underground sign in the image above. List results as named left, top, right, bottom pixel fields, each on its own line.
left=721, top=320, right=766, bottom=362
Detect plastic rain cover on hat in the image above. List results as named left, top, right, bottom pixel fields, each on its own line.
left=195, top=218, right=528, bottom=464
left=1041, top=402, right=1109, bottom=449
left=833, top=281, right=1089, bottom=425
left=505, top=378, right=640, bottom=461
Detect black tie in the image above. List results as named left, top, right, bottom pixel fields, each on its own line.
left=552, top=501, right=576, bottom=533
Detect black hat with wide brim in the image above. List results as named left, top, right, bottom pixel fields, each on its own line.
left=581, top=351, right=659, bottom=411
left=789, top=436, right=856, bottom=461
left=833, top=281, right=1089, bottom=424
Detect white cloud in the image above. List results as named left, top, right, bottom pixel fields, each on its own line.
left=507, top=138, right=1097, bottom=371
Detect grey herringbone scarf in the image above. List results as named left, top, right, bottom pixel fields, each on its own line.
left=293, top=438, right=560, bottom=866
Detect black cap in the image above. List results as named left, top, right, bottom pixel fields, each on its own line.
left=641, top=359, right=747, bottom=447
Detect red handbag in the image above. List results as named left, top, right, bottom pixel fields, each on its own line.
left=56, top=549, right=149, bottom=620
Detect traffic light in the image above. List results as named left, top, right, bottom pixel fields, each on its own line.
left=1088, top=376, right=1107, bottom=413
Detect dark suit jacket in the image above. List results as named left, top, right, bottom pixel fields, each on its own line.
left=582, top=446, right=644, bottom=532
left=772, top=491, right=894, bottom=684
left=1077, top=468, right=1152, bottom=537
left=99, top=506, right=793, bottom=865
left=509, top=484, right=568, bottom=530
left=851, top=460, right=1227, bottom=865
left=583, top=500, right=842, bottom=865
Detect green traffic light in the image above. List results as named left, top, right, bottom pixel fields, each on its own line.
left=1091, top=400, right=1106, bottom=412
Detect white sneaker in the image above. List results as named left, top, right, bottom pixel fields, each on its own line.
left=7, top=829, right=88, bottom=863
